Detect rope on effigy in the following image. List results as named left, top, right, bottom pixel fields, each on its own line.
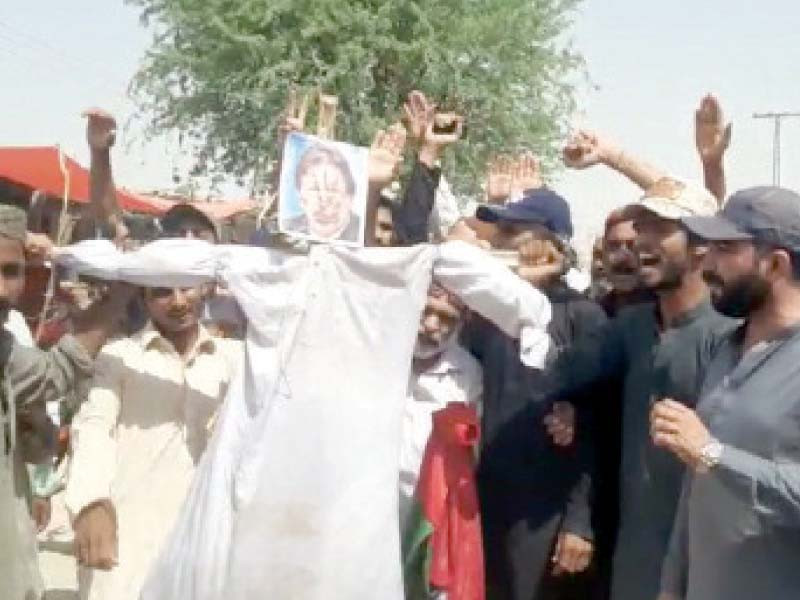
left=34, top=145, right=71, bottom=343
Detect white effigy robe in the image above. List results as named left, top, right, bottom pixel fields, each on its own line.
left=56, top=238, right=551, bottom=600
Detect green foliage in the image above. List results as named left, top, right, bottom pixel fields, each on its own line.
left=128, top=0, right=584, bottom=196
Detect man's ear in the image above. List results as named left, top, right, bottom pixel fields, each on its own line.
left=766, top=248, right=794, bottom=281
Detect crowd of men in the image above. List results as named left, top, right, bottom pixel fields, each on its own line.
left=1, top=89, right=799, bottom=600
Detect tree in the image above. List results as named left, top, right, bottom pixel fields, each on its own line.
left=128, top=0, right=584, bottom=197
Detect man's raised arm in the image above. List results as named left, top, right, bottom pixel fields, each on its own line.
left=83, top=108, right=127, bottom=244
left=563, top=129, right=666, bottom=191
left=694, top=94, right=731, bottom=206
left=432, top=240, right=551, bottom=368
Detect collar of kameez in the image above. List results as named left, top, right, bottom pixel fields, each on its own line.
left=654, top=297, right=716, bottom=330
left=137, top=321, right=217, bottom=359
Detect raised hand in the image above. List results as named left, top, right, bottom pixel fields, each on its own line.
left=285, top=87, right=309, bottom=128
left=403, top=90, right=436, bottom=143
left=486, top=155, right=513, bottom=203
left=424, top=112, right=464, bottom=147
left=317, top=93, right=338, bottom=140
left=562, top=129, right=614, bottom=170
left=511, top=152, right=543, bottom=195
left=418, top=111, right=464, bottom=168
left=82, top=108, right=117, bottom=152
left=695, top=94, right=731, bottom=165
left=369, top=122, right=407, bottom=189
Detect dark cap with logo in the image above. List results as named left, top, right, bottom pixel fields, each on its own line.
left=476, top=188, right=573, bottom=238
left=682, top=186, right=800, bottom=252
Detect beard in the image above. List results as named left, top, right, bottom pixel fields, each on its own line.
left=641, top=255, right=687, bottom=292
left=705, top=269, right=770, bottom=318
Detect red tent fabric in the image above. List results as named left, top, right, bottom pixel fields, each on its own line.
left=0, top=146, right=162, bottom=214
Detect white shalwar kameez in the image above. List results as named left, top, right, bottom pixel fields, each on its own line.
left=56, top=238, right=551, bottom=600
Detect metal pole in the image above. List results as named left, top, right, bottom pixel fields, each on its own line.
left=774, top=118, right=781, bottom=185
left=754, top=112, right=800, bottom=187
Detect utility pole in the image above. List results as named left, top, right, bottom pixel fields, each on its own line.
left=753, top=112, right=800, bottom=186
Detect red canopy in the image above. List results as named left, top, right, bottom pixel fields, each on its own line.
left=0, top=146, right=162, bottom=215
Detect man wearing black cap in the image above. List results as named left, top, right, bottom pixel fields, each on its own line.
left=467, top=189, right=607, bottom=600
left=651, top=186, right=800, bottom=600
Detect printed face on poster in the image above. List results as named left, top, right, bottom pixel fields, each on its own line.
left=278, top=132, right=369, bottom=246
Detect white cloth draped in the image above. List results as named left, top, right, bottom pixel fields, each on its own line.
left=55, top=239, right=551, bottom=600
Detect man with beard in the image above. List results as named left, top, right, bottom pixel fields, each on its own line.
left=399, top=283, right=482, bottom=532
left=64, top=283, right=242, bottom=600
left=585, top=207, right=653, bottom=600
left=651, top=186, right=800, bottom=600
left=399, top=285, right=483, bottom=600
left=544, top=176, right=736, bottom=600
left=593, top=208, right=654, bottom=318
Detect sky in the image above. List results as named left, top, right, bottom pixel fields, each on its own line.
left=0, top=0, right=798, bottom=244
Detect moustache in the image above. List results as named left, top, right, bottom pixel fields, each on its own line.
left=702, top=270, right=724, bottom=287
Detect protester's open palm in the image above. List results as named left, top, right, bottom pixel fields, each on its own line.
left=369, top=123, right=406, bottom=189
left=695, top=94, right=731, bottom=164
left=486, top=156, right=513, bottom=203
left=512, top=152, right=542, bottom=194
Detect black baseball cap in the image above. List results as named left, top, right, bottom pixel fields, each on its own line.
left=476, top=188, right=573, bottom=238
left=682, top=186, right=800, bottom=252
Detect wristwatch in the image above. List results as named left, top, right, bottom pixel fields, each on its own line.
left=697, top=438, right=724, bottom=473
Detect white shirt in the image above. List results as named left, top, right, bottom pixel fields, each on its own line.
left=64, top=323, right=241, bottom=600
left=56, top=238, right=550, bottom=600
left=398, top=343, right=482, bottom=530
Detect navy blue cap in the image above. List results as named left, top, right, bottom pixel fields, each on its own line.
left=682, top=186, right=800, bottom=251
left=476, top=188, right=573, bottom=238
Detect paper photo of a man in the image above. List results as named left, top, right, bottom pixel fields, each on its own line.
left=279, top=132, right=368, bottom=245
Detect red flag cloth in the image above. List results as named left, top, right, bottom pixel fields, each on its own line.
left=416, top=402, right=485, bottom=600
